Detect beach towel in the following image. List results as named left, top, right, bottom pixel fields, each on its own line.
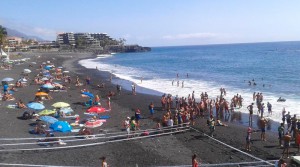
left=7, top=104, right=17, bottom=109
left=84, top=113, right=98, bottom=116
left=71, top=129, right=80, bottom=133
left=63, top=114, right=79, bottom=119
left=99, top=115, right=110, bottom=119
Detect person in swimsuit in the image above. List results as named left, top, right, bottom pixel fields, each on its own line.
left=247, top=103, right=254, bottom=127
left=278, top=123, right=285, bottom=147
left=260, top=117, right=267, bottom=141
left=192, top=154, right=199, bottom=167
left=282, top=132, right=291, bottom=158
left=245, top=127, right=252, bottom=151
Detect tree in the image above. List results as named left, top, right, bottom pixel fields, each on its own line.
left=0, top=25, right=8, bottom=47
left=118, top=38, right=126, bottom=46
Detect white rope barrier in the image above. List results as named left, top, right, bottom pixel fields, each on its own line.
left=158, top=160, right=277, bottom=167
left=0, top=128, right=190, bottom=152
left=0, top=123, right=190, bottom=141
left=0, top=126, right=190, bottom=147
left=189, top=127, right=274, bottom=166
left=0, top=163, right=83, bottom=167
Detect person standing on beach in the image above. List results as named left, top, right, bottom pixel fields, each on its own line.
left=177, top=80, right=179, bottom=87
left=100, top=156, right=108, bottom=167
left=282, top=108, right=286, bottom=125
left=209, top=115, right=215, bottom=137
left=116, top=84, right=121, bottom=95
left=182, top=81, right=184, bottom=88
left=107, top=96, right=111, bottom=110
left=192, top=154, right=199, bottom=167
left=286, top=112, right=291, bottom=130
left=278, top=123, right=285, bottom=147
left=247, top=103, right=254, bottom=126
left=124, top=117, right=131, bottom=138
left=260, top=103, right=265, bottom=118
left=282, top=132, right=291, bottom=158
left=149, top=102, right=154, bottom=118
left=172, top=80, right=174, bottom=86
left=245, top=127, right=252, bottom=151
left=267, top=102, right=272, bottom=115
left=135, top=108, right=141, bottom=130
left=85, top=76, right=90, bottom=85
left=131, top=83, right=136, bottom=95
left=260, top=117, right=267, bottom=141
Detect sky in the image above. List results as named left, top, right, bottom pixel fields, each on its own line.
left=1, top=0, right=300, bottom=46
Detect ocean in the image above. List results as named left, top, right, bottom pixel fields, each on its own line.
left=79, top=41, right=300, bottom=125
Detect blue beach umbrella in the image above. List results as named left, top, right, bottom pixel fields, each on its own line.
left=40, top=116, right=58, bottom=124
left=82, top=92, right=94, bottom=98
left=42, top=84, right=54, bottom=89
left=27, top=102, right=45, bottom=110
left=50, top=121, right=72, bottom=132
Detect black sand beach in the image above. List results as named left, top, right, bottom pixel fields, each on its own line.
left=0, top=52, right=295, bottom=166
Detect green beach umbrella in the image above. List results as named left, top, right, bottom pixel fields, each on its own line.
left=38, top=109, right=56, bottom=116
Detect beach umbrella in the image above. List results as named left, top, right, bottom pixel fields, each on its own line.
left=2, top=77, right=14, bottom=82
left=82, top=92, right=94, bottom=98
left=87, top=106, right=106, bottom=114
left=40, top=116, right=58, bottom=124
left=50, top=121, right=72, bottom=132
left=85, top=119, right=104, bottom=128
left=52, top=102, right=70, bottom=108
left=38, top=109, right=56, bottom=116
left=27, top=102, right=45, bottom=110
left=60, top=107, right=74, bottom=114
left=41, top=84, right=54, bottom=89
left=35, top=92, right=48, bottom=96
left=23, top=69, right=31, bottom=74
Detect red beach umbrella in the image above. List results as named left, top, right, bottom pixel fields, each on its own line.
left=85, top=119, right=105, bottom=128
left=87, top=107, right=106, bottom=114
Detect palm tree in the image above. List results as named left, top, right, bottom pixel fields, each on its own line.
left=0, top=25, right=8, bottom=47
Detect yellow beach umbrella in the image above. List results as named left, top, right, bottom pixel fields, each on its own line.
left=35, top=92, right=48, bottom=96
left=38, top=109, right=56, bottom=116
left=52, top=102, right=70, bottom=108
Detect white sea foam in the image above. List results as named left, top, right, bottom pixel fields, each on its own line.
left=79, top=57, right=300, bottom=123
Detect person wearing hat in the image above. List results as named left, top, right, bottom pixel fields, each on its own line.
left=245, top=127, right=252, bottom=151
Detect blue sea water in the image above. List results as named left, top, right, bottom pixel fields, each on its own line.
left=79, top=41, right=300, bottom=123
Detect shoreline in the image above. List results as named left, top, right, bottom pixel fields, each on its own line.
left=78, top=54, right=282, bottom=133
left=0, top=52, right=293, bottom=166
